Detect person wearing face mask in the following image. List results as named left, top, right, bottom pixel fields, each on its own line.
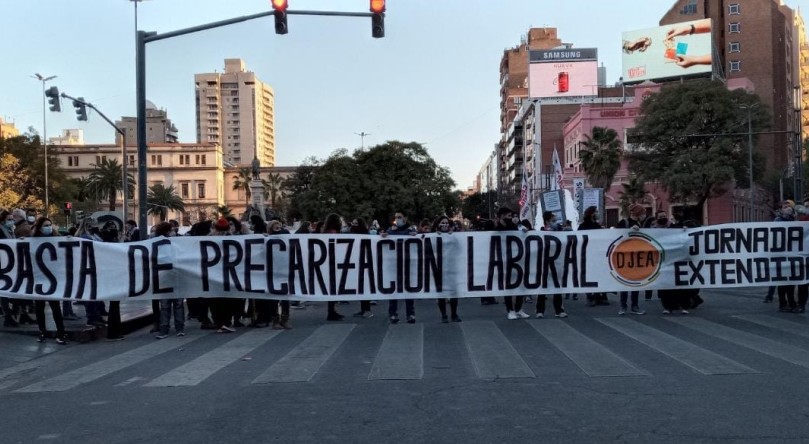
left=11, top=208, right=32, bottom=238
left=536, top=212, right=568, bottom=319
left=321, top=214, right=347, bottom=321
left=210, top=217, right=237, bottom=333
left=98, top=221, right=125, bottom=340
left=383, top=211, right=418, bottom=324
left=0, top=210, right=19, bottom=327
left=350, top=218, right=375, bottom=319
left=433, top=216, right=461, bottom=323
left=496, top=207, right=531, bottom=320
left=31, top=217, right=68, bottom=344
left=578, top=206, right=609, bottom=307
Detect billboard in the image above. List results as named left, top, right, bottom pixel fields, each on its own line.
left=528, top=48, right=599, bottom=98
left=621, top=19, right=713, bottom=83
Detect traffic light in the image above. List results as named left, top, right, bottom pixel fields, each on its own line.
left=370, top=0, right=385, bottom=38
left=271, top=0, right=288, bottom=34
left=75, top=210, right=84, bottom=221
left=63, top=202, right=72, bottom=215
left=45, top=86, right=61, bottom=112
left=73, top=98, right=88, bottom=121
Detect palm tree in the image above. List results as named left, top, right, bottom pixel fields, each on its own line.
left=579, top=126, right=622, bottom=191
left=147, top=183, right=185, bottom=222
left=264, top=172, right=284, bottom=208
left=86, top=158, right=134, bottom=211
left=618, top=176, right=647, bottom=212
left=232, top=167, right=252, bottom=209
left=215, top=205, right=233, bottom=218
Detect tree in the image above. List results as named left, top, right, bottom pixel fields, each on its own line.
left=461, top=190, right=497, bottom=221
left=214, top=205, right=233, bottom=218
left=0, top=134, right=72, bottom=214
left=579, top=126, right=622, bottom=190
left=618, top=176, right=647, bottom=212
left=86, top=158, right=134, bottom=211
left=147, top=184, right=185, bottom=222
left=283, top=157, right=321, bottom=221
left=627, top=80, right=770, bottom=214
left=0, top=153, right=43, bottom=210
left=264, top=172, right=284, bottom=208
left=232, top=167, right=253, bottom=209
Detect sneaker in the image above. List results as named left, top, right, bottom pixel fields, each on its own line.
left=451, top=315, right=462, bottom=322
left=507, top=311, right=519, bottom=320
left=406, top=315, right=416, bottom=324
left=630, top=306, right=646, bottom=315
left=291, top=303, right=306, bottom=310
left=37, top=334, right=46, bottom=343
left=441, top=315, right=449, bottom=323
left=370, top=300, right=377, bottom=305
left=326, top=312, right=345, bottom=322
left=155, top=334, right=169, bottom=340
left=681, top=309, right=689, bottom=314
left=176, top=331, right=186, bottom=337
left=662, top=310, right=671, bottom=315
left=525, top=297, right=533, bottom=303
left=352, top=311, right=367, bottom=318
left=618, top=308, right=627, bottom=315
left=221, top=326, right=236, bottom=333
left=55, top=336, right=67, bottom=345
left=390, top=315, right=399, bottom=324
left=555, top=312, right=568, bottom=319
left=516, top=310, right=530, bottom=319
left=361, top=311, right=374, bottom=319
left=535, top=312, right=544, bottom=319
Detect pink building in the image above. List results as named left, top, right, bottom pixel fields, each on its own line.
left=562, top=82, right=772, bottom=227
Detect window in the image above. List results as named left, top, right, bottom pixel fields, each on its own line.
left=197, top=183, right=206, bottom=199
left=728, top=3, right=740, bottom=15
left=179, top=154, right=190, bottom=165
left=151, top=154, right=162, bottom=166
left=680, top=0, right=697, bottom=14
left=128, top=155, right=135, bottom=167
left=230, top=90, right=238, bottom=96
left=68, top=156, right=79, bottom=167
left=729, top=42, right=740, bottom=53
left=195, top=154, right=207, bottom=165
left=207, top=105, right=217, bottom=110
left=181, top=183, right=189, bottom=199
left=729, top=23, right=740, bottom=33
left=729, top=60, right=741, bottom=72
left=95, top=155, right=107, bottom=164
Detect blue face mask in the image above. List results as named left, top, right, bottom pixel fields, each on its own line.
left=41, top=226, right=53, bottom=235
left=395, top=218, right=405, bottom=227
left=4, top=220, right=14, bottom=229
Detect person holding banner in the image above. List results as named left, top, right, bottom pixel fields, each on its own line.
left=615, top=204, right=648, bottom=315
left=496, top=208, right=530, bottom=320
left=384, top=210, right=418, bottom=324
left=351, top=218, right=375, bottom=319
left=322, top=214, right=347, bottom=321
left=31, top=217, right=67, bottom=345
left=267, top=219, right=293, bottom=329
left=210, top=218, right=237, bottom=333
left=579, top=206, right=610, bottom=307
left=434, top=216, right=461, bottom=323
left=536, top=212, right=568, bottom=319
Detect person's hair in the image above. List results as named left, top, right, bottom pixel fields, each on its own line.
left=520, top=219, right=533, bottom=230
left=432, top=215, right=452, bottom=232
left=497, top=207, right=513, bottom=217
left=419, top=218, right=432, bottom=231
left=32, top=217, right=53, bottom=237
left=0, top=210, right=10, bottom=222
left=295, top=221, right=311, bottom=234
left=655, top=210, right=668, bottom=218
left=12, top=208, right=26, bottom=220
left=168, top=219, right=179, bottom=228
left=542, top=211, right=554, bottom=223
left=189, top=220, right=213, bottom=236
left=75, top=217, right=95, bottom=237
left=394, top=210, right=406, bottom=217
left=68, top=226, right=77, bottom=236
left=350, top=217, right=368, bottom=234
left=226, top=216, right=243, bottom=233
left=583, top=206, right=598, bottom=221
left=321, top=213, right=342, bottom=233
left=126, top=219, right=137, bottom=227
left=154, top=222, right=173, bottom=237
left=250, top=215, right=267, bottom=234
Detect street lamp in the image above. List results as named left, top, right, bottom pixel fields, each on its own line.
left=129, top=0, right=151, bottom=32
left=32, top=73, right=57, bottom=217
left=355, top=131, right=371, bottom=149
left=740, top=103, right=758, bottom=221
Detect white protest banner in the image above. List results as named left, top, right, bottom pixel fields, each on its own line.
left=0, top=223, right=806, bottom=301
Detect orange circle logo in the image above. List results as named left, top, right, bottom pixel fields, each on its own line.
left=607, top=233, right=664, bottom=287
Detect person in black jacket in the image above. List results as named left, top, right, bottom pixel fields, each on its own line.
left=579, top=206, right=610, bottom=307
left=497, top=207, right=530, bottom=320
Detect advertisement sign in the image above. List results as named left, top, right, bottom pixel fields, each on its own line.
left=621, top=19, right=713, bottom=83
left=528, top=48, right=599, bottom=98
left=576, top=188, right=604, bottom=222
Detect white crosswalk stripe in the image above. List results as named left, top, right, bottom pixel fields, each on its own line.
left=369, top=324, right=424, bottom=380
left=461, top=321, right=534, bottom=379
left=253, top=324, right=355, bottom=383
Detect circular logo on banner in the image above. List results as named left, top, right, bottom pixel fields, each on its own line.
left=606, top=232, right=664, bottom=287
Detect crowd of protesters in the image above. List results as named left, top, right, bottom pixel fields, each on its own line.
left=1, top=202, right=806, bottom=344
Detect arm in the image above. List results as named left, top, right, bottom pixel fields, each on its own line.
left=674, top=54, right=712, bottom=68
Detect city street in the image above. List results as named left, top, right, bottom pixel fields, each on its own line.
left=1, top=288, right=808, bottom=443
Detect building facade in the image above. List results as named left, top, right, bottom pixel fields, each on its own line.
left=0, top=117, right=19, bottom=139
left=48, top=129, right=84, bottom=146
left=116, top=102, right=179, bottom=147
left=195, top=59, right=276, bottom=167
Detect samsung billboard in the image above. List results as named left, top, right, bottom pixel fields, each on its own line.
left=621, top=18, right=713, bottom=83
left=528, top=48, right=599, bottom=98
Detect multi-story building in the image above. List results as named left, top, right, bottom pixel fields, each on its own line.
left=116, top=101, right=179, bottom=147
left=195, top=58, right=275, bottom=167
left=48, top=129, right=84, bottom=146
left=794, top=10, right=809, bottom=142
left=0, top=117, right=19, bottom=139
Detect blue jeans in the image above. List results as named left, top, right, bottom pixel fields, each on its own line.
left=160, top=299, right=185, bottom=334
left=388, top=299, right=414, bottom=317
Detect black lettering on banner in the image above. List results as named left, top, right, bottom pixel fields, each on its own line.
left=307, top=238, right=328, bottom=295
left=523, top=235, right=542, bottom=290
left=486, top=236, right=504, bottom=291
left=403, top=238, right=423, bottom=293
left=788, top=227, right=803, bottom=252
left=753, top=258, right=770, bottom=283
left=720, top=230, right=735, bottom=255
left=688, top=261, right=704, bottom=285
left=34, top=243, right=57, bottom=296
left=423, top=237, right=442, bottom=292
left=542, top=236, right=562, bottom=289
left=376, top=239, right=395, bottom=294
left=11, top=242, right=33, bottom=295
left=221, top=240, right=244, bottom=292
left=396, top=239, right=405, bottom=293
left=199, top=241, right=221, bottom=292
left=704, top=259, right=719, bottom=284
left=58, top=241, right=79, bottom=299
left=674, top=261, right=689, bottom=285
left=288, top=239, right=307, bottom=295
left=336, top=238, right=356, bottom=295
left=721, top=259, right=735, bottom=284
left=562, top=235, right=579, bottom=287
left=753, top=228, right=768, bottom=252
left=771, top=257, right=787, bottom=281
left=328, top=239, right=338, bottom=295
left=688, top=231, right=702, bottom=255
left=772, top=228, right=786, bottom=252
left=736, top=228, right=751, bottom=253
left=150, top=239, right=174, bottom=294
left=736, top=258, right=752, bottom=283
left=266, top=238, right=288, bottom=295
left=128, top=245, right=151, bottom=297
left=466, top=237, right=485, bottom=292
left=77, top=242, right=97, bottom=300
left=243, top=238, right=266, bottom=293
left=580, top=236, right=597, bottom=288
left=0, top=244, right=12, bottom=291
left=357, top=239, right=375, bottom=294
left=504, top=235, right=524, bottom=290
left=789, top=257, right=804, bottom=281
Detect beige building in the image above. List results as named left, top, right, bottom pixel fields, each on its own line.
left=195, top=59, right=275, bottom=167
left=0, top=117, right=19, bottom=139
left=116, top=102, right=179, bottom=147
left=48, top=129, right=84, bottom=146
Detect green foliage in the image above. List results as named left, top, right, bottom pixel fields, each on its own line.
left=214, top=205, right=233, bottom=218
left=628, top=80, right=770, bottom=209
left=0, top=134, right=73, bottom=214
left=618, top=176, right=647, bottom=212
left=580, top=126, right=622, bottom=190
left=283, top=142, right=457, bottom=224
left=86, top=158, right=135, bottom=211
left=461, top=190, right=497, bottom=221
left=264, top=172, right=284, bottom=208
left=232, top=167, right=252, bottom=209
left=146, top=183, right=185, bottom=222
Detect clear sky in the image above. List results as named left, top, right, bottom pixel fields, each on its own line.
left=1, top=0, right=807, bottom=189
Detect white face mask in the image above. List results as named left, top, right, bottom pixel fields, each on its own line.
left=41, top=226, right=53, bottom=235
left=4, top=220, right=14, bottom=229
left=27, top=216, right=35, bottom=223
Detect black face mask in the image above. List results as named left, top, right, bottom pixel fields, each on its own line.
left=657, top=218, right=668, bottom=225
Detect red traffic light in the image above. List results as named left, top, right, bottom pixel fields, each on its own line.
left=370, top=0, right=385, bottom=13
left=64, top=202, right=72, bottom=210
left=271, top=0, right=288, bottom=11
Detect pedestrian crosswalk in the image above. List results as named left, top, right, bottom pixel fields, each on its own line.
left=3, top=313, right=809, bottom=393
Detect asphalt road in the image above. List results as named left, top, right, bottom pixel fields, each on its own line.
left=1, top=287, right=808, bottom=444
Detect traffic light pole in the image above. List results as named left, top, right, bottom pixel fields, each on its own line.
left=136, top=8, right=374, bottom=239
left=61, top=93, right=129, bottom=222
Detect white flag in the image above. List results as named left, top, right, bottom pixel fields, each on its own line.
left=551, top=146, right=564, bottom=191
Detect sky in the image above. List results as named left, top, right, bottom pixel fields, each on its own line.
left=1, top=0, right=808, bottom=189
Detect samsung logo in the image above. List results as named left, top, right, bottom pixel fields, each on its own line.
left=543, top=51, right=581, bottom=60
left=530, top=48, right=597, bottom=63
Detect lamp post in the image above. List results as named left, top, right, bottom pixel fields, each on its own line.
left=32, top=73, right=57, bottom=217
left=355, top=131, right=371, bottom=149
left=740, top=104, right=757, bottom=221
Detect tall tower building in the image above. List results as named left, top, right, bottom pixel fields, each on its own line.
left=195, top=59, right=275, bottom=167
